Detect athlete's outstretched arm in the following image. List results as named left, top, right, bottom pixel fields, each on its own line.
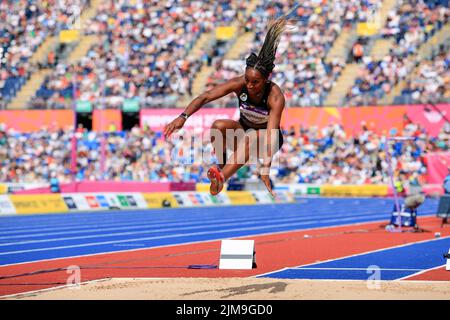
left=260, top=86, right=285, bottom=196
left=163, top=76, right=244, bottom=138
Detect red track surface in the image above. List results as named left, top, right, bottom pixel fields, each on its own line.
left=405, top=267, right=449, bottom=281
left=1, top=216, right=449, bottom=297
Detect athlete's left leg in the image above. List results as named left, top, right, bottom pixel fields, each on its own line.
left=208, top=128, right=283, bottom=195
left=208, top=128, right=253, bottom=195
left=208, top=119, right=245, bottom=195
left=222, top=128, right=282, bottom=180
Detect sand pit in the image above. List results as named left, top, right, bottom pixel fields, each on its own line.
left=4, top=277, right=450, bottom=300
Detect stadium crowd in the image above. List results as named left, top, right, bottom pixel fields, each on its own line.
left=1, top=120, right=448, bottom=187
left=206, top=0, right=383, bottom=107
left=0, top=0, right=89, bottom=108
left=2, top=0, right=448, bottom=110
left=29, top=0, right=247, bottom=109
left=400, top=50, right=449, bottom=104
left=345, top=0, right=449, bottom=106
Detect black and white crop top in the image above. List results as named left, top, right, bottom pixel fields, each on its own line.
left=237, top=82, right=272, bottom=130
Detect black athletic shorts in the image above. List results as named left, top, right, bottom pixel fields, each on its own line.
left=238, top=118, right=284, bottom=151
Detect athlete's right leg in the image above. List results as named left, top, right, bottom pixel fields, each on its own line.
left=210, top=119, right=243, bottom=169
left=208, top=119, right=244, bottom=195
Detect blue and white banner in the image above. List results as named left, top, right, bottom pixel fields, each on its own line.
left=0, top=195, right=16, bottom=215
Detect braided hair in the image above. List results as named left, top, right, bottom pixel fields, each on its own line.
left=246, top=8, right=296, bottom=78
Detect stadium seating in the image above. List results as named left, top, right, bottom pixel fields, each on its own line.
left=2, top=0, right=447, bottom=110
left=345, top=0, right=449, bottom=106
left=0, top=0, right=90, bottom=108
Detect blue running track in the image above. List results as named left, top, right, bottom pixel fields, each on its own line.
left=260, top=236, right=450, bottom=280
left=0, top=197, right=439, bottom=266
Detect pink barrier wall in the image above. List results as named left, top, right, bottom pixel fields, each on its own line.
left=13, top=181, right=196, bottom=194
left=139, top=104, right=450, bottom=137
left=0, top=110, right=74, bottom=132
left=141, top=108, right=238, bottom=131
left=13, top=187, right=53, bottom=194
left=93, top=109, right=123, bottom=132
left=421, top=184, right=444, bottom=196
left=424, top=152, right=450, bottom=184
left=169, top=182, right=196, bottom=191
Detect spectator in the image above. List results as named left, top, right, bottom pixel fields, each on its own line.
left=352, top=41, right=364, bottom=63
left=444, top=169, right=450, bottom=194
left=49, top=172, right=61, bottom=193
left=0, top=0, right=89, bottom=105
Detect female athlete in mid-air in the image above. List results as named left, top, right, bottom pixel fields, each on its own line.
left=164, top=13, right=292, bottom=196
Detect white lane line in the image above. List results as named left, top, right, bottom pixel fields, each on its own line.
left=253, top=236, right=450, bottom=278
left=1, top=201, right=411, bottom=236
left=0, top=217, right=394, bottom=268
left=0, top=278, right=112, bottom=299
left=0, top=213, right=390, bottom=256
left=0, top=204, right=303, bottom=230
left=0, top=206, right=385, bottom=238
left=290, top=267, right=424, bottom=271
left=0, top=211, right=388, bottom=245
left=0, top=206, right=435, bottom=235
left=394, top=264, right=447, bottom=281
left=0, top=200, right=384, bottom=225
left=2, top=202, right=432, bottom=235
left=0, top=202, right=394, bottom=233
